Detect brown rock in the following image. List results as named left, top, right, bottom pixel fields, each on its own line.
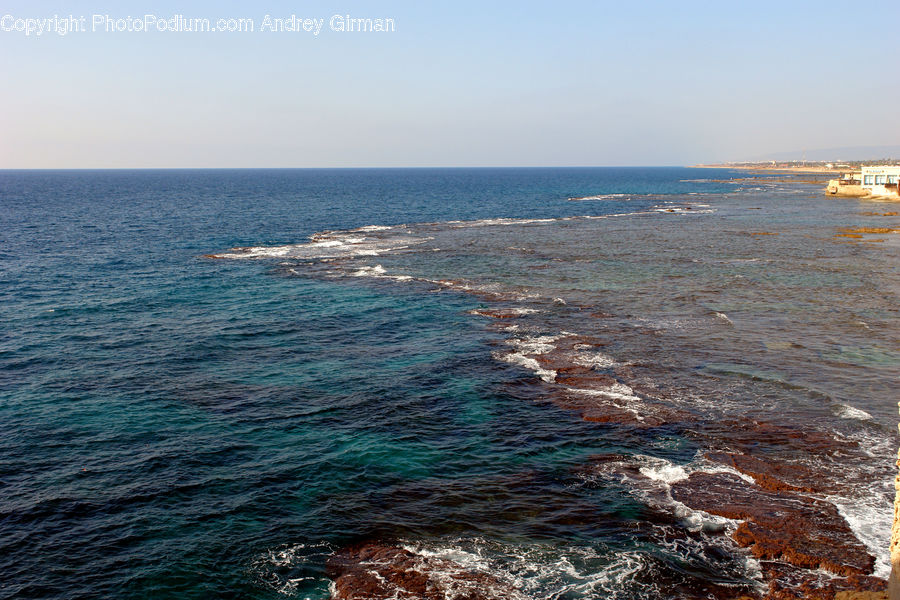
left=327, top=543, right=524, bottom=600
left=702, top=420, right=858, bottom=456
left=834, top=593, right=888, bottom=600
left=589, top=311, right=615, bottom=318
left=706, top=452, right=836, bottom=494
left=837, top=227, right=900, bottom=234
left=759, top=561, right=886, bottom=600
left=671, top=472, right=874, bottom=577
left=577, top=456, right=885, bottom=599
left=553, top=371, right=617, bottom=387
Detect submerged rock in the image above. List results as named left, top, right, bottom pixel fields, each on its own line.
left=670, top=472, right=874, bottom=577
left=706, top=452, right=836, bottom=494
left=327, top=542, right=525, bottom=600
left=758, top=561, right=886, bottom=600
left=700, top=419, right=859, bottom=457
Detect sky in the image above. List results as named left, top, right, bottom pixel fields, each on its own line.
left=1, top=0, right=898, bottom=168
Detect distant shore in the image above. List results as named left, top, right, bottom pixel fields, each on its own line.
left=691, top=163, right=845, bottom=174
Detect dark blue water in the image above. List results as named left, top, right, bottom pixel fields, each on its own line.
left=2, top=168, right=893, bottom=599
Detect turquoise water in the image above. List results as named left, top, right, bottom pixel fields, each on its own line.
left=2, top=168, right=897, bottom=598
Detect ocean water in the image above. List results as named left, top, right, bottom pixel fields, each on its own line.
left=1, top=168, right=898, bottom=599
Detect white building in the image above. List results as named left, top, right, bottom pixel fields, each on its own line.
left=860, top=166, right=900, bottom=196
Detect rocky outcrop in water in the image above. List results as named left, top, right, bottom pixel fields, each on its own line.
left=671, top=472, right=874, bottom=577
left=706, top=452, right=837, bottom=494
left=757, top=562, right=886, bottom=600
left=327, top=542, right=525, bottom=600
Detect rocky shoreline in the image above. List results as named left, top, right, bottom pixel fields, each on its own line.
left=323, top=538, right=885, bottom=600
left=218, top=190, right=897, bottom=600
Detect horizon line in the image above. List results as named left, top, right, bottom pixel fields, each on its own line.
left=0, top=164, right=701, bottom=171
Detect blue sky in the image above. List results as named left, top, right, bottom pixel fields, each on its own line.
left=1, top=0, right=898, bottom=167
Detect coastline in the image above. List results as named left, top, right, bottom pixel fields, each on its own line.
left=694, top=164, right=900, bottom=201
left=211, top=176, right=897, bottom=599
left=691, top=164, right=847, bottom=175
left=5, top=168, right=896, bottom=600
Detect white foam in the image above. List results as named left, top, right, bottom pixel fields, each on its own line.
left=495, top=334, right=564, bottom=382
left=352, top=265, right=387, bottom=277
left=212, top=245, right=296, bottom=259
left=208, top=232, right=430, bottom=261
left=207, top=209, right=691, bottom=263
left=832, top=494, right=892, bottom=578
left=251, top=542, right=335, bottom=596
left=841, top=426, right=894, bottom=460
left=583, top=454, right=742, bottom=535
left=671, top=500, right=732, bottom=534
left=497, top=351, right=557, bottom=383
left=505, top=334, right=561, bottom=355
left=448, top=217, right=558, bottom=228
left=399, top=537, right=650, bottom=599
left=638, top=455, right=743, bottom=534
left=572, top=350, right=617, bottom=369
left=564, top=386, right=644, bottom=423
left=389, top=543, right=530, bottom=600
left=567, top=383, right=642, bottom=403
left=820, top=428, right=894, bottom=578
left=568, top=193, right=632, bottom=201
left=582, top=210, right=650, bottom=220
left=836, top=404, right=872, bottom=421
left=469, top=307, right=539, bottom=318
left=638, top=456, right=689, bottom=485
left=650, top=201, right=715, bottom=215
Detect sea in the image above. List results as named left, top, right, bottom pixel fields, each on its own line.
left=1, top=167, right=898, bottom=599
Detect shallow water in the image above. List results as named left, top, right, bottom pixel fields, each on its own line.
left=2, top=168, right=897, bottom=599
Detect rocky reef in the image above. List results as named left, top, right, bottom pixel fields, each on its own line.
left=327, top=543, right=525, bottom=600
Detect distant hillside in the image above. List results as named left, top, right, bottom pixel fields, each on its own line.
left=742, top=145, right=900, bottom=162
